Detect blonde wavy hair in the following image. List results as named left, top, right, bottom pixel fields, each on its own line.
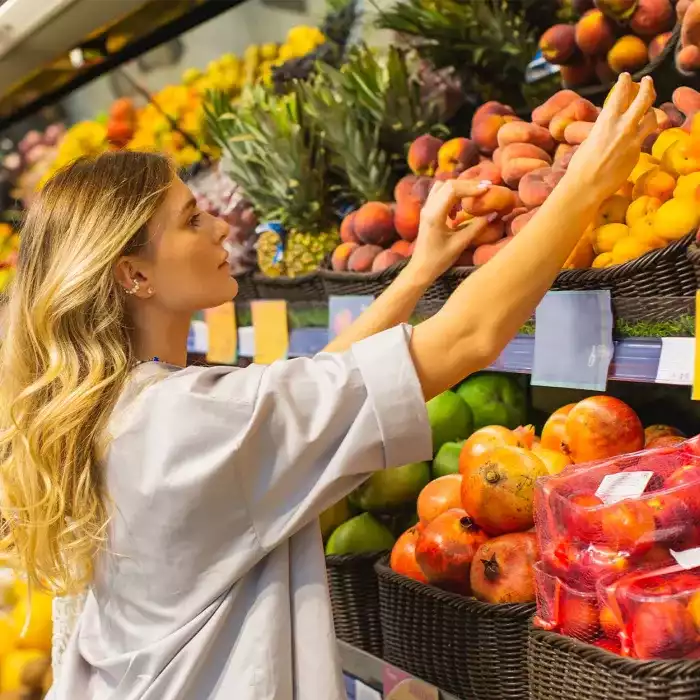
left=0, top=151, right=175, bottom=595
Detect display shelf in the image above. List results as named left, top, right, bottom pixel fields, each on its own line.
left=218, top=327, right=695, bottom=386
left=338, top=640, right=462, bottom=700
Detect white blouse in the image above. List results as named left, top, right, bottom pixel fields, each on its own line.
left=47, top=324, right=432, bottom=700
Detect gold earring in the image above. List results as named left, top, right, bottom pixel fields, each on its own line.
left=147, top=287, right=154, bottom=296
left=125, top=280, right=140, bottom=296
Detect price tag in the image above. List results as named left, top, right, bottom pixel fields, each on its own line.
left=238, top=327, right=255, bottom=357
left=355, top=680, right=383, bottom=700
left=693, top=289, right=700, bottom=400
left=595, top=471, right=653, bottom=506
left=671, top=546, right=700, bottom=570
left=205, top=302, right=237, bottom=365
left=187, top=320, right=208, bottom=355
left=656, top=337, right=694, bottom=385
left=251, top=300, right=288, bottom=364
left=329, top=295, right=374, bottom=342
left=532, top=290, right=613, bottom=391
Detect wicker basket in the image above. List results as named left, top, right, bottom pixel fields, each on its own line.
left=326, top=552, right=385, bottom=657
left=376, top=557, right=534, bottom=700
left=528, top=627, right=700, bottom=700
left=685, top=241, right=700, bottom=286
left=253, top=271, right=326, bottom=302
left=233, top=271, right=257, bottom=301
left=448, top=234, right=697, bottom=298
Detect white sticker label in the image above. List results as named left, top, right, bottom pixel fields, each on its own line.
left=355, top=681, right=382, bottom=700
left=595, top=471, right=654, bottom=505
left=238, top=326, right=255, bottom=357
left=671, top=547, right=700, bottom=570
left=656, top=337, right=695, bottom=386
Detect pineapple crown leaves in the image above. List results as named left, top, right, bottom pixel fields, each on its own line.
left=203, top=86, right=334, bottom=234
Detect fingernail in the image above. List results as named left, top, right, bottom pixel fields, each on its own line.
left=486, top=212, right=499, bottom=223
left=477, top=179, right=492, bottom=190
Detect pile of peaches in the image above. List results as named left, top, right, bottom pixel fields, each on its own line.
left=331, top=82, right=700, bottom=275
left=535, top=428, right=700, bottom=660
left=539, top=0, right=682, bottom=89
left=388, top=395, right=682, bottom=613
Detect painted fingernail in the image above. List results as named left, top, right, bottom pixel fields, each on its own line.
left=486, top=212, right=499, bottom=223
left=477, top=179, right=492, bottom=190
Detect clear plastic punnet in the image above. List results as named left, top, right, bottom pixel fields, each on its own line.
left=598, top=563, right=700, bottom=660
left=534, top=437, right=700, bottom=593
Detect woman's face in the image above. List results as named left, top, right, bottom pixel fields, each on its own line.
left=139, top=177, right=238, bottom=313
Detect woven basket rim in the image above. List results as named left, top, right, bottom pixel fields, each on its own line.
left=375, top=556, right=535, bottom=618
left=252, top=270, right=321, bottom=286
left=320, top=257, right=409, bottom=283
left=326, top=549, right=389, bottom=564
left=529, top=626, right=700, bottom=678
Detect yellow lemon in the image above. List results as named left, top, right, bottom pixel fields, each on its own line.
left=0, top=649, right=46, bottom=692
left=674, top=172, right=700, bottom=199
left=626, top=195, right=662, bottom=226
left=12, top=591, right=52, bottom=652
left=653, top=198, right=700, bottom=240
left=611, top=237, right=655, bottom=264
left=652, top=128, right=687, bottom=161
left=592, top=252, right=614, bottom=268
left=593, top=223, right=630, bottom=254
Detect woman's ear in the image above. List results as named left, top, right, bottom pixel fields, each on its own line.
left=114, top=257, right=154, bottom=298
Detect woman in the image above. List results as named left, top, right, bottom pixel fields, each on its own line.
left=0, top=74, right=654, bottom=700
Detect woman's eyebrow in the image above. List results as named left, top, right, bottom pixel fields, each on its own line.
left=179, top=196, right=197, bottom=219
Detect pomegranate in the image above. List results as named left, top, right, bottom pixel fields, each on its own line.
left=601, top=501, right=656, bottom=553
left=417, top=474, right=462, bottom=525
left=415, top=508, right=488, bottom=594
left=666, top=464, right=700, bottom=490
left=565, top=492, right=604, bottom=542
left=644, top=424, right=685, bottom=446
left=647, top=435, right=685, bottom=449
left=560, top=594, right=600, bottom=640
left=532, top=445, right=571, bottom=475
left=459, top=425, right=533, bottom=475
left=469, top=532, right=539, bottom=604
left=540, top=403, right=576, bottom=452
left=599, top=602, right=622, bottom=640
left=564, top=396, right=644, bottom=463
left=461, top=446, right=548, bottom=535
left=632, top=601, right=698, bottom=659
left=390, top=526, right=427, bottom=583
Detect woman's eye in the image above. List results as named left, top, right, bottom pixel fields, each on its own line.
left=189, top=213, right=201, bottom=228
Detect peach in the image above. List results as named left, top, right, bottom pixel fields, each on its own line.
left=471, top=220, right=506, bottom=247
left=560, top=60, right=597, bottom=87
left=437, top=138, right=479, bottom=174
left=595, top=57, right=617, bottom=84
left=672, top=87, right=700, bottom=126
left=630, top=0, right=674, bottom=37
left=677, top=45, right=700, bottom=73
left=458, top=160, right=503, bottom=186
left=532, top=90, right=579, bottom=127
left=632, top=601, right=697, bottom=660
left=632, top=167, right=676, bottom=201
left=575, top=9, right=616, bottom=55
left=473, top=236, right=513, bottom=266
left=499, top=143, right=552, bottom=166
left=564, top=121, right=595, bottom=145
left=473, top=101, right=515, bottom=123
left=617, top=180, right=634, bottom=198
left=509, top=208, right=539, bottom=236
left=626, top=195, right=662, bottom=226
left=563, top=234, right=596, bottom=268
left=681, top=0, right=700, bottom=46
left=539, top=24, right=578, bottom=65
left=549, top=98, right=599, bottom=142
left=471, top=113, right=520, bottom=154
left=496, top=121, right=555, bottom=153
left=340, top=211, right=360, bottom=243
left=661, top=134, right=700, bottom=176
left=462, top=186, right=517, bottom=217
left=595, top=194, right=630, bottom=228
left=607, top=36, right=649, bottom=74
left=554, top=143, right=576, bottom=163
left=408, top=134, right=443, bottom=176
left=435, top=169, right=458, bottom=181
left=411, top=177, right=435, bottom=204
left=594, top=222, right=630, bottom=253
left=630, top=216, right=665, bottom=248
left=391, top=239, right=413, bottom=257
left=394, top=175, right=418, bottom=202
left=331, top=242, right=359, bottom=271
left=502, top=158, right=552, bottom=187
left=674, top=172, right=700, bottom=199
left=348, top=244, right=383, bottom=272
left=628, top=153, right=660, bottom=183
left=354, top=202, right=396, bottom=246
left=653, top=198, right=700, bottom=240
left=372, top=249, right=404, bottom=273
left=593, top=252, right=614, bottom=268
left=519, top=167, right=556, bottom=207
left=611, top=236, right=656, bottom=264
left=492, top=148, right=503, bottom=168
left=394, top=198, right=422, bottom=242
left=595, top=0, right=640, bottom=22
left=648, top=31, right=673, bottom=61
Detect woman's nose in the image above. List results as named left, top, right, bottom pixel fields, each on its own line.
left=213, top=215, right=229, bottom=243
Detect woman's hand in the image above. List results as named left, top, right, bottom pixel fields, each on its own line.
left=566, top=73, right=657, bottom=202
left=407, top=179, right=492, bottom=284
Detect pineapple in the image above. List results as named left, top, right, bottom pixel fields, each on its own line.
left=204, top=87, right=337, bottom=277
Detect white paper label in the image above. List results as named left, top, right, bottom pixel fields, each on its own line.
left=238, top=326, right=255, bottom=357
left=187, top=320, right=209, bottom=355
left=355, top=681, right=382, bottom=700
left=656, top=337, right=695, bottom=386
left=595, top=471, right=653, bottom=505
left=671, top=547, right=700, bottom=570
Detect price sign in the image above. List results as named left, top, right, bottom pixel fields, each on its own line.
left=693, top=289, right=700, bottom=400
left=329, top=295, right=374, bottom=342
left=251, top=300, right=288, bottom=364
left=656, top=337, right=695, bottom=385
left=187, top=319, right=208, bottom=355
left=205, top=302, right=237, bottom=365
left=595, top=471, right=653, bottom=506
left=531, top=290, right=613, bottom=391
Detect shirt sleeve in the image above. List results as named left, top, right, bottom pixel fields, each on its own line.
left=142, top=324, right=431, bottom=551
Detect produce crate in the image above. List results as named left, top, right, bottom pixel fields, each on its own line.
left=375, top=556, right=534, bottom=700
left=326, top=551, right=385, bottom=657
left=253, top=271, right=326, bottom=302
left=528, top=627, right=700, bottom=700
